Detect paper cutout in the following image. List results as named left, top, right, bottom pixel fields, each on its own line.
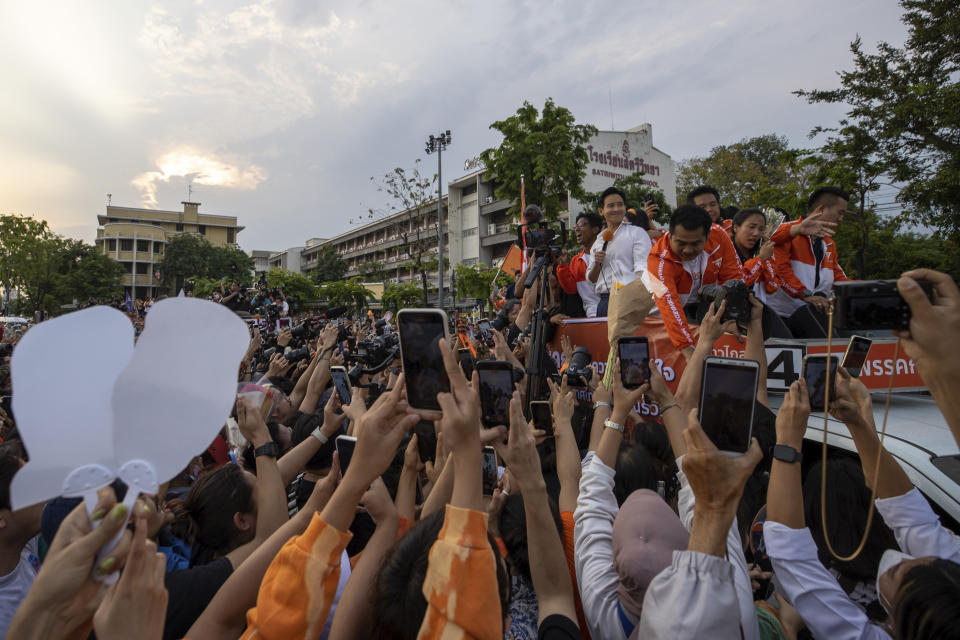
left=10, top=298, right=248, bottom=580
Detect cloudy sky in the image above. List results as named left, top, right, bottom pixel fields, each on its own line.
left=0, top=0, right=908, bottom=250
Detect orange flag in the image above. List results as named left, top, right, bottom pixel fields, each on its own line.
left=499, top=244, right=523, bottom=276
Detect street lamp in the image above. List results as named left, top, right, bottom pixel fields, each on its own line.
left=425, top=130, right=451, bottom=310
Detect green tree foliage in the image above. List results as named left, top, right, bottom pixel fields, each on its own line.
left=266, top=268, right=318, bottom=310
left=480, top=98, right=598, bottom=221
left=310, top=245, right=347, bottom=284
left=584, top=172, right=674, bottom=225
left=357, top=260, right=387, bottom=282
left=160, top=234, right=253, bottom=292
left=0, top=214, right=125, bottom=314
left=676, top=134, right=816, bottom=214
left=321, top=278, right=375, bottom=317
left=380, top=282, right=423, bottom=312
left=453, top=263, right=500, bottom=311
left=833, top=216, right=960, bottom=281
left=795, top=0, right=960, bottom=239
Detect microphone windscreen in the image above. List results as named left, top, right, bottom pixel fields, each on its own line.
left=602, top=229, right=614, bottom=243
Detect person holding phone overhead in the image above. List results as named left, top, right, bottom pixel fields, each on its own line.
left=588, top=187, right=653, bottom=317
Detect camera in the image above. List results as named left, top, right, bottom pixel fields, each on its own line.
left=290, top=318, right=321, bottom=340
left=349, top=332, right=400, bottom=370
left=833, top=279, right=934, bottom=331
left=284, top=346, right=311, bottom=363
left=700, top=280, right=752, bottom=330
left=559, top=346, right=593, bottom=387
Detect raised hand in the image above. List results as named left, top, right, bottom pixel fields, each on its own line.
left=796, top=211, right=837, bottom=239
left=348, top=375, right=420, bottom=489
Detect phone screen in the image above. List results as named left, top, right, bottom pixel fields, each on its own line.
left=482, top=446, right=498, bottom=496
left=618, top=337, right=650, bottom=389
left=479, top=321, right=491, bottom=332
left=530, top=401, right=553, bottom=437
left=331, top=368, right=352, bottom=405
left=414, top=420, right=437, bottom=464
left=335, top=435, right=356, bottom=475
left=477, top=362, right=514, bottom=428
left=842, top=337, right=871, bottom=378
left=698, top=358, right=758, bottom=453
left=458, top=349, right=475, bottom=380
left=398, top=310, right=450, bottom=411
left=804, top=356, right=839, bottom=412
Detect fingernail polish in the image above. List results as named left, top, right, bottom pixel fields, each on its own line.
left=142, top=502, right=152, bottom=514
left=110, top=504, right=128, bottom=522
left=99, top=557, right=117, bottom=574
left=91, top=509, right=106, bottom=522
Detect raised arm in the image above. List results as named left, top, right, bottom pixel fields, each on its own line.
left=279, top=390, right=345, bottom=486
left=674, top=301, right=726, bottom=418
left=548, top=377, right=581, bottom=513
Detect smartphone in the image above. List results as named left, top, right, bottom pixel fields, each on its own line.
left=397, top=309, right=451, bottom=411
left=841, top=336, right=872, bottom=378
left=476, top=360, right=514, bottom=428
left=529, top=400, right=554, bottom=437
left=698, top=357, right=760, bottom=454
left=458, top=348, right=475, bottom=380
left=330, top=366, right=352, bottom=405
left=803, top=355, right=839, bottom=412
left=618, top=336, right=650, bottom=389
left=414, top=420, right=437, bottom=464
left=335, top=435, right=356, bottom=475
left=482, top=446, right=498, bottom=496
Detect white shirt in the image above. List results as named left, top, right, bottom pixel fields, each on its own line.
left=764, top=488, right=960, bottom=640
left=574, top=251, right=600, bottom=317
left=590, top=222, right=653, bottom=295
left=676, top=456, right=760, bottom=640
left=573, top=454, right=629, bottom=640
left=0, top=536, right=39, bottom=639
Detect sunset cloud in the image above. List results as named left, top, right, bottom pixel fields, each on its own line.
left=132, top=148, right=266, bottom=207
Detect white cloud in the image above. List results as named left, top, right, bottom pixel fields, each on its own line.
left=132, top=148, right=266, bottom=207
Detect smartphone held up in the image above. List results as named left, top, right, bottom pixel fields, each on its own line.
left=397, top=309, right=450, bottom=412
left=698, top=356, right=759, bottom=455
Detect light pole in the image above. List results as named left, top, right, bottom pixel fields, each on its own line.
left=425, top=130, right=451, bottom=310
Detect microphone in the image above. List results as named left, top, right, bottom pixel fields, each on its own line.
left=601, top=229, right=614, bottom=251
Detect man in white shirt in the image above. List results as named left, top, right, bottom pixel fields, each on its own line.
left=0, top=448, right=43, bottom=639
left=588, top=187, right=653, bottom=316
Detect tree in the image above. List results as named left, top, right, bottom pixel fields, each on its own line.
left=381, top=282, right=423, bottom=313
left=266, top=268, right=319, bottom=310
left=796, top=0, right=960, bottom=239
left=357, top=260, right=387, bottom=283
left=368, top=161, right=444, bottom=306
left=676, top=134, right=816, bottom=214
left=207, top=245, right=254, bottom=286
left=0, top=214, right=56, bottom=313
left=160, top=235, right=210, bottom=293
left=479, top=98, right=598, bottom=221
left=453, top=263, right=500, bottom=311
left=584, top=173, right=674, bottom=225
left=57, top=240, right=126, bottom=303
left=321, top=278, right=374, bottom=317
left=310, top=245, right=347, bottom=284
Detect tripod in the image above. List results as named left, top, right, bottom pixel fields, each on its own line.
left=522, top=249, right=555, bottom=411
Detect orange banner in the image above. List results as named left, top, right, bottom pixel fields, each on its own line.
left=499, top=244, right=523, bottom=277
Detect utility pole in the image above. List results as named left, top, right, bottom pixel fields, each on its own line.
left=425, top=130, right=451, bottom=310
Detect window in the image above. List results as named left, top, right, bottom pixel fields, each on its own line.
left=227, top=228, right=235, bottom=243
left=135, top=262, right=149, bottom=275
left=198, top=225, right=206, bottom=235
left=462, top=227, right=478, bottom=238
left=120, top=239, right=133, bottom=251
left=109, top=218, right=117, bottom=223
left=107, top=239, right=116, bottom=251
left=121, top=262, right=133, bottom=273
left=463, top=257, right=478, bottom=266
left=462, top=183, right=477, bottom=196
left=153, top=242, right=163, bottom=254
left=137, top=240, right=149, bottom=252
left=176, top=223, right=184, bottom=232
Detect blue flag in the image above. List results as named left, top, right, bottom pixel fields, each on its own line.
left=124, top=290, right=134, bottom=314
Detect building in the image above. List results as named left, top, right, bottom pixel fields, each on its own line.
left=95, top=201, right=243, bottom=299
left=248, top=250, right=275, bottom=279
left=267, top=246, right=305, bottom=273
left=298, top=237, right=330, bottom=277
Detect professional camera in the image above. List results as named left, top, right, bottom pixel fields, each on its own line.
left=284, top=346, right=311, bottom=363
left=833, top=279, right=934, bottom=331
left=558, top=346, right=593, bottom=387
left=699, top=280, right=752, bottom=330
left=290, top=318, right=321, bottom=340
left=350, top=332, right=400, bottom=369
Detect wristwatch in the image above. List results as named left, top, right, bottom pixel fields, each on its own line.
left=603, top=418, right=624, bottom=433
left=593, top=401, right=612, bottom=410
left=254, top=442, right=279, bottom=459
left=773, top=444, right=802, bottom=464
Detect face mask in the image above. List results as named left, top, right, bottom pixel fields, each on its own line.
left=877, top=549, right=915, bottom=614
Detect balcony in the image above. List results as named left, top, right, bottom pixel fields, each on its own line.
left=480, top=197, right=511, bottom=216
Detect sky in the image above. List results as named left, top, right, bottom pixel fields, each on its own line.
left=0, top=0, right=909, bottom=251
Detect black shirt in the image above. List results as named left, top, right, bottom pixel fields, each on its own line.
left=162, top=556, right=234, bottom=640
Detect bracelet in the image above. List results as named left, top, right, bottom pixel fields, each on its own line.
left=659, top=401, right=680, bottom=414
left=593, top=401, right=612, bottom=410
left=311, top=428, right=328, bottom=444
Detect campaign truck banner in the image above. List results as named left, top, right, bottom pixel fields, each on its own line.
left=549, top=318, right=925, bottom=399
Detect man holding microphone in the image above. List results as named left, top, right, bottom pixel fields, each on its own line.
left=588, top=187, right=653, bottom=316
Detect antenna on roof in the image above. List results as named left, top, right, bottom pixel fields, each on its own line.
left=187, top=182, right=193, bottom=202
left=106, top=193, right=112, bottom=206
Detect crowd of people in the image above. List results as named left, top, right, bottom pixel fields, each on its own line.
left=0, top=188, right=958, bottom=640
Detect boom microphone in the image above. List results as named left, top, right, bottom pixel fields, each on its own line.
left=602, top=229, right=614, bottom=251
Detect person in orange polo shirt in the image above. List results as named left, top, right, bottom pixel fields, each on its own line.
left=687, top=185, right=733, bottom=231
left=756, top=187, right=850, bottom=338
left=643, top=205, right=743, bottom=358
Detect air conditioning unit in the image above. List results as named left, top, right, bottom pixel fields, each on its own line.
left=487, top=223, right=497, bottom=235
left=485, top=196, right=493, bottom=204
